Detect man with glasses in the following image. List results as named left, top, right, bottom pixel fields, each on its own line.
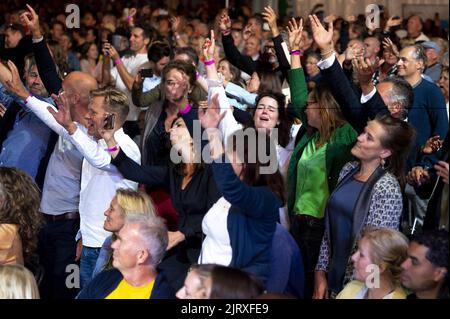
left=0, top=55, right=53, bottom=184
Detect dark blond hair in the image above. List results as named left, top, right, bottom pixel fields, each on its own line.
left=311, top=83, right=347, bottom=148
left=362, top=227, right=409, bottom=284
left=89, top=87, right=129, bottom=123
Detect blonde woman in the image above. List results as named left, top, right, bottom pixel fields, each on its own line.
left=0, top=264, right=40, bottom=299
left=92, top=189, right=156, bottom=278
left=337, top=228, right=409, bottom=299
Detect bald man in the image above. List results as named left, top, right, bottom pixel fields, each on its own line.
left=363, top=37, right=381, bottom=64
left=4, top=67, right=98, bottom=299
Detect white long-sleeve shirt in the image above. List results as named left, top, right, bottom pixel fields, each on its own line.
left=26, top=97, right=141, bottom=247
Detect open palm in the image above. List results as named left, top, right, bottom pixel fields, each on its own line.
left=309, top=14, right=333, bottom=51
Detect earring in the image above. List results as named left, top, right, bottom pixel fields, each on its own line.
left=380, top=158, right=386, bottom=169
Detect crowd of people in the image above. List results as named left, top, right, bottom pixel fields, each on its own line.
left=0, top=0, right=449, bottom=300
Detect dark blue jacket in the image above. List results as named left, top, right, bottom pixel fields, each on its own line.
left=266, top=223, right=305, bottom=298
left=410, top=78, right=448, bottom=169
left=77, top=269, right=175, bottom=299
left=211, top=158, right=282, bottom=286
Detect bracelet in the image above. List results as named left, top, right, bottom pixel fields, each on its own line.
left=127, top=16, right=133, bottom=22
left=222, top=29, right=231, bottom=35
left=204, top=59, right=215, bottom=66
left=106, top=144, right=119, bottom=153
left=289, top=50, right=301, bottom=56
left=25, top=93, right=33, bottom=104
left=114, top=58, right=122, bottom=66
left=320, top=49, right=335, bottom=57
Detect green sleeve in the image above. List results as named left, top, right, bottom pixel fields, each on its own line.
left=138, top=85, right=162, bottom=108
left=288, top=68, right=308, bottom=124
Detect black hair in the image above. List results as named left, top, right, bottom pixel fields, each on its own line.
left=413, top=230, right=449, bottom=269
left=147, top=41, right=173, bottom=63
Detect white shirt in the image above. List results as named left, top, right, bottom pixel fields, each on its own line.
left=25, top=97, right=141, bottom=247
left=26, top=97, right=83, bottom=215
left=69, top=126, right=140, bottom=248
left=111, top=53, right=148, bottom=121
left=199, top=197, right=232, bottom=265
left=142, top=75, right=161, bottom=93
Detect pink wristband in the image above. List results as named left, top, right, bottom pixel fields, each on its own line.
left=106, top=144, right=119, bottom=153
left=222, top=29, right=231, bottom=35
left=114, top=58, right=122, bottom=66
left=25, top=93, right=33, bottom=104
left=289, top=50, right=301, bottom=56
left=204, top=59, right=215, bottom=66
left=127, top=16, right=133, bottom=22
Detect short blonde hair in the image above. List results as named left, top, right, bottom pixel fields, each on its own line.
left=115, top=188, right=156, bottom=218
left=0, top=264, right=40, bottom=299
left=362, top=227, right=409, bottom=284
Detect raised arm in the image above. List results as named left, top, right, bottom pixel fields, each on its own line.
left=20, top=5, right=62, bottom=95
left=310, top=15, right=388, bottom=133
left=286, top=17, right=307, bottom=121
left=2, top=60, right=65, bottom=135
left=220, top=10, right=256, bottom=76
left=263, top=6, right=291, bottom=81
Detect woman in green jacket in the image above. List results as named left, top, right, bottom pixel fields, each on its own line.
left=285, top=18, right=357, bottom=298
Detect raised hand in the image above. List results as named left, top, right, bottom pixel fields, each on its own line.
left=198, top=93, right=225, bottom=130
left=352, top=56, right=384, bottom=84
left=286, top=17, right=304, bottom=50
left=48, top=92, right=76, bottom=133
left=385, top=16, right=402, bottom=29
left=344, top=43, right=365, bottom=61
left=202, top=30, right=216, bottom=61
left=382, top=38, right=399, bottom=58
left=170, top=16, right=181, bottom=33
left=3, top=60, right=29, bottom=100
left=309, top=14, right=333, bottom=53
left=243, top=24, right=252, bottom=41
left=219, top=10, right=232, bottom=32
left=19, top=4, right=41, bottom=39
left=262, top=6, right=280, bottom=37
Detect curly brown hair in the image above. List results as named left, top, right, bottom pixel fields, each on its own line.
left=0, top=167, right=43, bottom=264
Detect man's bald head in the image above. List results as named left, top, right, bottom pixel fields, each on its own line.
left=62, top=71, right=98, bottom=125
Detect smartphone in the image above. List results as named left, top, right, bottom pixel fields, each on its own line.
left=104, top=113, right=116, bottom=130
left=139, top=68, right=154, bottom=78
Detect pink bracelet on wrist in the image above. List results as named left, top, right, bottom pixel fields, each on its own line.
left=204, top=59, right=215, bottom=66
left=106, top=144, right=119, bottom=153
left=127, top=16, right=133, bottom=22
left=289, top=50, right=301, bottom=56
left=222, top=29, right=231, bottom=35
left=25, top=93, right=33, bottom=104
left=114, top=58, right=122, bottom=66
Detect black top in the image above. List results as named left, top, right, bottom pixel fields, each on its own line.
left=112, top=149, right=221, bottom=261
left=327, top=176, right=365, bottom=293
left=144, top=110, right=171, bottom=166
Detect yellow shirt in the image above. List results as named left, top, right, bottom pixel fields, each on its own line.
left=106, top=278, right=155, bottom=299
left=336, top=280, right=407, bottom=299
